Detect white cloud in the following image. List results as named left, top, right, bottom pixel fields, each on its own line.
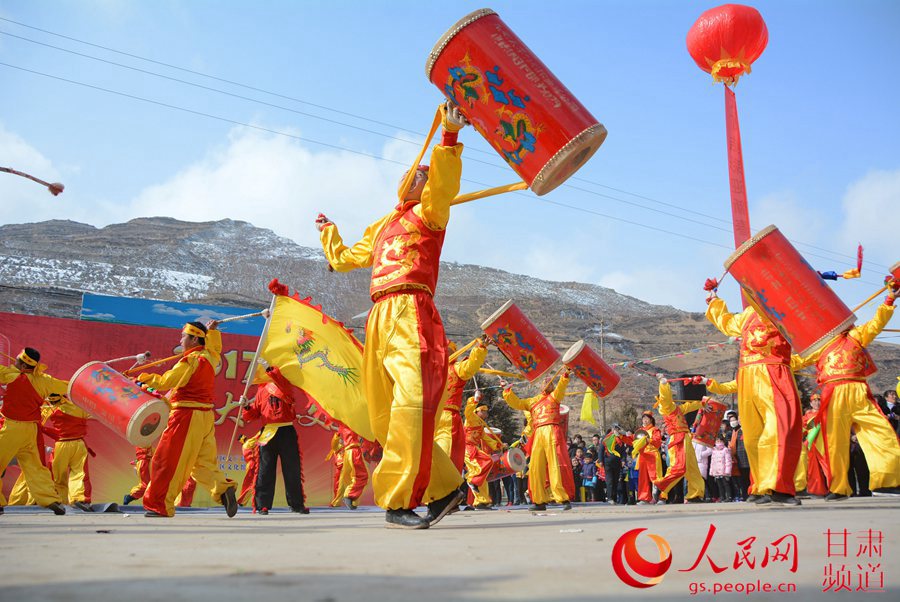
left=0, top=124, right=65, bottom=219
left=838, top=168, right=900, bottom=261
left=599, top=267, right=700, bottom=310
left=751, top=190, right=826, bottom=244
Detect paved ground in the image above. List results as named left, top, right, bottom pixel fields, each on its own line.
left=1, top=497, right=897, bottom=601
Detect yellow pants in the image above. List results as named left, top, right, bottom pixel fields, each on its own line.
left=823, top=382, right=900, bottom=496
left=0, top=419, right=61, bottom=507
left=794, top=443, right=808, bottom=492
left=735, top=364, right=802, bottom=495
left=658, top=433, right=705, bottom=500
left=143, top=409, right=235, bottom=517
left=363, top=292, right=462, bottom=510
left=52, top=440, right=89, bottom=504
left=527, top=425, right=575, bottom=505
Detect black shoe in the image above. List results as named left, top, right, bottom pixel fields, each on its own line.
left=259, top=508, right=268, bottom=515
left=343, top=497, right=356, bottom=510
left=795, top=489, right=811, bottom=499
left=825, top=492, right=849, bottom=502
left=754, top=495, right=773, bottom=505
left=561, top=501, right=572, bottom=511
left=425, top=489, right=465, bottom=526
left=462, top=505, right=474, bottom=511
left=221, top=486, right=238, bottom=518
left=47, top=502, right=66, bottom=515
left=687, top=497, right=705, bottom=504
left=385, top=509, right=429, bottom=529
left=0, top=505, right=5, bottom=515
left=473, top=503, right=495, bottom=511
left=144, top=511, right=167, bottom=517
left=529, top=503, right=547, bottom=511
left=745, top=494, right=762, bottom=503
left=872, top=487, right=900, bottom=496
left=291, top=506, right=310, bottom=514
left=771, top=492, right=801, bottom=506
left=122, top=494, right=136, bottom=506
left=73, top=501, right=94, bottom=512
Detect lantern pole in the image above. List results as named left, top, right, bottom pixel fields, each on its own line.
left=723, top=86, right=752, bottom=309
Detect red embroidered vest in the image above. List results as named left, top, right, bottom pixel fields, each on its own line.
left=49, top=408, right=88, bottom=440
left=1, top=374, right=45, bottom=422
left=369, top=204, right=445, bottom=299
left=531, top=395, right=561, bottom=429
left=169, top=354, right=216, bottom=404
left=443, top=364, right=466, bottom=413
left=739, top=312, right=792, bottom=367
left=816, top=334, right=876, bottom=385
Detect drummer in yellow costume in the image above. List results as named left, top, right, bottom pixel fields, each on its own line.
left=317, top=103, right=468, bottom=529
left=792, top=288, right=900, bottom=500
left=464, top=392, right=501, bottom=509
left=43, top=393, right=94, bottom=511
left=437, top=338, right=488, bottom=473
left=0, top=348, right=67, bottom=515
left=653, top=376, right=706, bottom=503
left=705, top=287, right=802, bottom=506
left=501, top=371, right=575, bottom=511
left=137, top=321, right=237, bottom=518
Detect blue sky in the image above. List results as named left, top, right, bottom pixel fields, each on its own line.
left=1, top=0, right=898, bottom=316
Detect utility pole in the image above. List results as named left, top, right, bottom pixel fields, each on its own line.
left=599, top=320, right=606, bottom=433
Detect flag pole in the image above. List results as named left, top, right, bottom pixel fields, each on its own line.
left=223, top=294, right=277, bottom=475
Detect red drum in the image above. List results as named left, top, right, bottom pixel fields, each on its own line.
left=426, top=9, right=607, bottom=196
left=562, top=340, right=620, bottom=398
left=559, top=404, right=570, bottom=442
left=481, top=300, right=560, bottom=382
left=892, top=261, right=900, bottom=282
left=487, top=446, right=527, bottom=482
left=725, top=225, right=856, bottom=356
left=691, top=400, right=728, bottom=448
left=68, top=362, right=169, bottom=447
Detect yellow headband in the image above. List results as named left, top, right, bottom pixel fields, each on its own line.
left=17, top=350, right=38, bottom=367
left=477, top=404, right=489, bottom=412
left=182, top=323, right=206, bottom=339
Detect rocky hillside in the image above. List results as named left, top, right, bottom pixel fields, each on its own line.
left=2, top=217, right=898, bottom=434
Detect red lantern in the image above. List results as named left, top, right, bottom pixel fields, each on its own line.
left=686, top=4, right=768, bottom=85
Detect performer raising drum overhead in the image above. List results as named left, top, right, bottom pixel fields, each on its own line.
left=137, top=321, right=238, bottom=518
left=316, top=102, right=468, bottom=529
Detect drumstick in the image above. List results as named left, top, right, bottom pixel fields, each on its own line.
left=478, top=368, right=521, bottom=379
left=124, top=352, right=182, bottom=376
left=1, top=166, right=64, bottom=195
left=104, top=351, right=151, bottom=365
left=852, top=286, right=887, bottom=313
left=223, top=294, right=277, bottom=475
left=450, top=181, right=528, bottom=207
left=449, top=338, right=480, bottom=362
left=218, top=309, right=270, bottom=324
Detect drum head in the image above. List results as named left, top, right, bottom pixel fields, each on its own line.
left=559, top=404, right=570, bottom=416
left=561, top=340, right=586, bottom=365
left=489, top=427, right=502, bottom=435
left=531, top=124, right=608, bottom=196
left=425, top=8, right=496, bottom=80
left=480, top=299, right=515, bottom=331
left=724, top=224, right=778, bottom=271
left=126, top=400, right=169, bottom=447
left=892, top=261, right=900, bottom=279
left=506, top=447, right=526, bottom=472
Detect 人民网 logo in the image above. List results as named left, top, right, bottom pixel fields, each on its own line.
left=611, top=527, right=673, bottom=588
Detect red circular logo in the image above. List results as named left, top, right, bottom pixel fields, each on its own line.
left=611, top=528, right=673, bottom=588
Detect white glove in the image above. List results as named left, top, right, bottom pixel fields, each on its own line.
left=441, top=102, right=468, bottom=132
left=315, top=213, right=332, bottom=232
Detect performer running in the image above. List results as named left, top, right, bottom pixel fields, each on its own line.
left=704, top=282, right=802, bottom=505
left=137, top=321, right=237, bottom=517
left=501, top=371, right=575, bottom=511
left=437, top=337, right=489, bottom=473
left=631, top=411, right=663, bottom=505
left=0, top=348, right=67, bottom=515
left=43, top=393, right=93, bottom=511
left=463, top=391, right=501, bottom=510
left=793, top=286, right=900, bottom=500
left=332, top=423, right=369, bottom=509
left=239, top=366, right=308, bottom=515
left=316, top=102, right=468, bottom=529
left=653, top=376, right=705, bottom=503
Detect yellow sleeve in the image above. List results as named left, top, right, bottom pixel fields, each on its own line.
left=205, top=330, right=222, bottom=370
left=414, top=143, right=463, bottom=231
left=454, top=345, right=487, bottom=381
left=849, top=303, right=894, bottom=347
left=707, top=378, right=738, bottom=395
left=679, top=400, right=705, bottom=414
left=656, top=381, right=675, bottom=415
left=0, top=365, right=21, bottom=385
left=319, top=213, right=391, bottom=272
left=791, top=352, right=814, bottom=371
left=632, top=437, right=648, bottom=456
left=552, top=375, right=570, bottom=402
left=502, top=388, right=532, bottom=412
left=705, top=298, right=746, bottom=338
left=486, top=431, right=503, bottom=451
left=138, top=356, right=197, bottom=392
left=30, top=373, right=70, bottom=398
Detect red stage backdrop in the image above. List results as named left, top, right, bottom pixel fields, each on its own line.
left=0, top=312, right=373, bottom=507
